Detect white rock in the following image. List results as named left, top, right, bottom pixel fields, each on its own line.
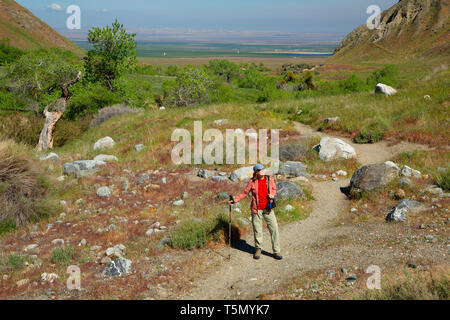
left=93, top=137, right=115, bottom=151
left=214, top=119, right=228, bottom=126
left=384, top=161, right=400, bottom=171
left=285, top=205, right=294, bottom=212
left=51, top=239, right=65, bottom=246
left=159, top=107, right=166, bottom=110
left=401, top=165, right=422, bottom=178
left=96, top=186, right=111, bottom=198
left=39, top=153, right=59, bottom=161
left=316, top=137, right=356, bottom=162
left=337, top=170, right=348, bottom=176
left=229, top=166, right=254, bottom=182
left=172, top=200, right=184, bottom=206
left=41, top=273, right=58, bottom=283
left=94, top=154, right=118, bottom=162
left=23, top=244, right=38, bottom=252
left=375, top=83, right=397, bottom=96
left=56, top=176, right=65, bottom=182
left=146, top=229, right=154, bottom=236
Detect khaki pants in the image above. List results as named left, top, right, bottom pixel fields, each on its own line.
left=252, top=209, right=281, bottom=254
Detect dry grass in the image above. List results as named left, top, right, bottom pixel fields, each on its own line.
left=90, top=104, right=142, bottom=127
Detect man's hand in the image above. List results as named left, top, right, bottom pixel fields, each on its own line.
left=228, top=200, right=234, bottom=205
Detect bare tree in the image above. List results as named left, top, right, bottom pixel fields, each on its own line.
left=36, top=71, right=82, bottom=152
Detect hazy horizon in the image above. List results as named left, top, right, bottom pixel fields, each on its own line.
left=16, top=0, right=397, bottom=44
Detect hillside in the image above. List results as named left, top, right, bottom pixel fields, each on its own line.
left=331, top=0, right=450, bottom=62
left=0, top=0, right=82, bottom=54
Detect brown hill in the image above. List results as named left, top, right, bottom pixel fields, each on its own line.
left=0, top=0, right=82, bottom=54
left=331, top=0, right=450, bottom=62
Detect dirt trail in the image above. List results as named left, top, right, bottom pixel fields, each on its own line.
left=181, top=122, right=430, bottom=300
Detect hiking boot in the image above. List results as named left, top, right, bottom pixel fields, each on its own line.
left=254, top=248, right=261, bottom=260
left=273, top=253, right=283, bottom=260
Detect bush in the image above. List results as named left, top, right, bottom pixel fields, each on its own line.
left=0, top=140, right=58, bottom=228
left=0, top=113, right=42, bottom=146
left=362, top=271, right=449, bottom=300
left=339, top=75, right=366, bottom=93
left=162, top=65, right=215, bottom=107
left=0, top=40, right=25, bottom=66
left=435, top=168, right=450, bottom=192
left=166, top=65, right=180, bottom=76
left=279, top=143, right=308, bottom=161
left=207, top=59, right=240, bottom=82
left=169, top=214, right=238, bottom=250
left=90, top=104, right=141, bottom=127
left=51, top=247, right=74, bottom=265
left=367, top=65, right=398, bottom=87
left=354, top=120, right=388, bottom=143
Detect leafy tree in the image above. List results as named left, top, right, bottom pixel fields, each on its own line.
left=7, top=49, right=82, bottom=150
left=84, top=20, right=137, bottom=90
left=162, top=65, right=214, bottom=107
left=207, top=59, right=239, bottom=82
left=366, top=65, right=398, bottom=87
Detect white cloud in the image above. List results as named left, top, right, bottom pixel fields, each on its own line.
left=47, top=3, right=63, bottom=11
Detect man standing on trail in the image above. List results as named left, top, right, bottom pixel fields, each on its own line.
left=229, top=164, right=282, bottom=260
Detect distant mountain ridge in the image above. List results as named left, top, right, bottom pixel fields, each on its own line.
left=0, top=0, right=82, bottom=53
left=331, top=0, right=449, bottom=61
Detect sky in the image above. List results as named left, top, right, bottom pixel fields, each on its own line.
left=16, top=0, right=398, bottom=42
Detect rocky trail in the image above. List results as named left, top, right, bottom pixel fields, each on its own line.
left=181, top=122, right=433, bottom=300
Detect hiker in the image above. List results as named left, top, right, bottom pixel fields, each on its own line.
left=229, top=164, right=282, bottom=260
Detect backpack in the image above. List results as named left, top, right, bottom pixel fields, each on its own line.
left=265, top=176, right=277, bottom=210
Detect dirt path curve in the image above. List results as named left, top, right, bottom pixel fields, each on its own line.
left=181, top=122, right=429, bottom=300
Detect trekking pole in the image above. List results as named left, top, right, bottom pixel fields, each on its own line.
left=228, top=195, right=234, bottom=260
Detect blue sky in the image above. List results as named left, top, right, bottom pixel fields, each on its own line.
left=16, top=0, right=397, bottom=40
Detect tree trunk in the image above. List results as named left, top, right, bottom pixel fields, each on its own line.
left=36, top=72, right=81, bottom=152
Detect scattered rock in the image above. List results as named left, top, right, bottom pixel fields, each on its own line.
left=229, top=166, right=254, bottom=182
left=384, top=161, right=400, bottom=171
left=406, top=261, right=417, bottom=268
left=93, top=154, right=118, bottom=162
left=79, top=239, right=87, bottom=246
left=278, top=161, right=309, bottom=177
left=337, top=170, right=347, bottom=177
left=16, top=279, right=30, bottom=287
left=96, top=186, right=111, bottom=198
left=375, top=83, right=397, bottom=96
left=424, top=185, right=444, bottom=197
left=395, top=189, right=406, bottom=200
left=401, top=165, right=422, bottom=179
left=136, top=173, right=150, bottom=185
left=155, top=237, right=171, bottom=251
left=198, top=169, right=214, bottom=179
left=23, top=244, right=38, bottom=252
left=213, top=119, right=228, bottom=126
left=102, top=258, right=132, bottom=277
left=172, top=200, right=184, bottom=206
left=134, top=144, right=147, bottom=152
left=64, top=160, right=106, bottom=178
left=51, top=239, right=65, bottom=246
left=105, top=244, right=126, bottom=258
left=399, top=177, right=413, bottom=187
left=276, top=181, right=306, bottom=200
left=212, top=176, right=228, bottom=182
left=342, top=163, right=398, bottom=198
left=181, top=192, right=189, bottom=199
left=386, top=199, right=426, bottom=222
left=101, top=257, right=112, bottom=265
left=314, top=137, right=356, bottom=162
left=39, top=153, right=59, bottom=161
left=123, top=178, right=129, bottom=192
left=326, top=270, right=336, bottom=278
left=94, top=136, right=115, bottom=150
left=323, top=117, right=340, bottom=124
left=284, top=204, right=294, bottom=212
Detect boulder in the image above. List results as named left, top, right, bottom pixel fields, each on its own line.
left=342, top=163, right=398, bottom=197
left=105, top=244, right=126, bottom=258
left=172, top=200, right=184, bottom=206
left=93, top=137, right=115, bottom=151
left=276, top=181, right=306, bottom=200
left=375, top=83, right=397, bottom=96
left=386, top=199, right=426, bottom=222
left=212, top=176, right=228, bottom=182
left=315, top=137, right=356, bottom=162
left=399, top=177, right=413, bottom=187
left=278, top=161, right=309, bottom=177
left=102, top=258, right=132, bottom=277
left=384, top=161, right=400, bottom=171
left=93, top=154, right=118, bottom=162
left=229, top=166, right=254, bottom=182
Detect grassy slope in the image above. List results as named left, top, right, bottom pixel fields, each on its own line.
left=0, top=0, right=83, bottom=55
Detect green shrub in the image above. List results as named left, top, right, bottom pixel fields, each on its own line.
left=166, top=65, right=180, bottom=76
left=367, top=65, right=398, bottom=87
left=5, top=253, right=25, bottom=270
left=354, top=120, right=388, bottom=143
left=339, top=75, right=366, bottom=93
left=169, top=214, right=232, bottom=250
left=0, top=219, right=16, bottom=235
left=435, top=169, right=450, bottom=192
left=0, top=40, right=25, bottom=66
left=51, top=247, right=74, bottom=265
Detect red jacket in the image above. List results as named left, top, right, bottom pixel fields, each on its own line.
left=234, top=176, right=277, bottom=213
